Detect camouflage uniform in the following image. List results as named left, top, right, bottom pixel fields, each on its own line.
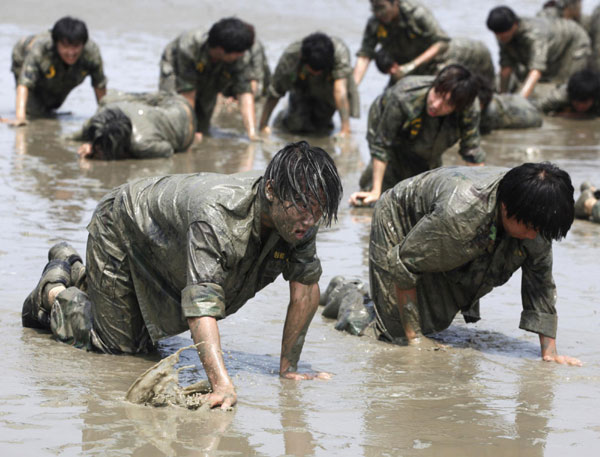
left=361, top=75, right=484, bottom=192
left=480, top=93, right=542, bottom=133
left=223, top=40, right=271, bottom=98
left=498, top=17, right=591, bottom=84
left=159, top=29, right=253, bottom=133
left=11, top=31, right=107, bottom=116
left=73, top=91, right=197, bottom=159
left=369, top=166, right=559, bottom=342
left=48, top=172, right=322, bottom=353
left=437, top=37, right=495, bottom=84
left=268, top=36, right=359, bottom=133
left=357, top=0, right=450, bottom=76
left=537, top=84, right=600, bottom=116
left=588, top=6, right=600, bottom=71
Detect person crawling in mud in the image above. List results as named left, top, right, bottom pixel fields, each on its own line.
left=21, top=140, right=343, bottom=409
left=72, top=90, right=198, bottom=160
left=366, top=163, right=582, bottom=366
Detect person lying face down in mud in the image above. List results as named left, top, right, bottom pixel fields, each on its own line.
left=366, top=162, right=582, bottom=366
left=21, top=140, right=343, bottom=410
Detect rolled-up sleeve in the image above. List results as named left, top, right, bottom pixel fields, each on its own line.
left=283, top=229, right=322, bottom=285
left=458, top=101, right=485, bottom=164
left=87, top=42, right=107, bottom=89
left=183, top=221, right=229, bottom=319
left=367, top=95, right=404, bottom=163
left=267, top=47, right=298, bottom=99
left=357, top=18, right=379, bottom=59
left=519, top=240, right=558, bottom=338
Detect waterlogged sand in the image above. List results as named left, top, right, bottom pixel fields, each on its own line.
left=0, top=1, right=599, bottom=456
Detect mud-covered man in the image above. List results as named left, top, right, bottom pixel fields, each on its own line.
left=259, top=33, right=359, bottom=137
left=369, top=163, right=582, bottom=366
left=159, top=17, right=258, bottom=141
left=72, top=90, right=197, bottom=160
left=21, top=141, right=343, bottom=409
left=5, top=16, right=107, bottom=126
left=486, top=5, right=591, bottom=99
left=349, top=64, right=484, bottom=207
left=537, top=69, right=600, bottom=118
left=354, top=0, right=451, bottom=86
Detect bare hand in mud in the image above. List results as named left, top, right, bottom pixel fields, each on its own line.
left=193, top=132, right=203, bottom=143
left=542, top=354, right=583, bottom=367
left=202, top=386, right=237, bottom=410
left=333, top=130, right=351, bottom=142
left=281, top=371, right=333, bottom=381
left=1, top=117, right=28, bottom=127
left=260, top=125, right=271, bottom=136
left=349, top=190, right=380, bottom=207
left=77, top=143, right=93, bottom=158
left=408, top=335, right=446, bottom=351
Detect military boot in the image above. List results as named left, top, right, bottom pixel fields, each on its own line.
left=575, top=189, right=594, bottom=219
left=47, top=242, right=86, bottom=289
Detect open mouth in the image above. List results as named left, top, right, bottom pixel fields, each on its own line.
left=294, top=229, right=307, bottom=239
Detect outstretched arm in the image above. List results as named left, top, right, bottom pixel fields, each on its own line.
left=258, top=95, right=280, bottom=134
left=280, top=281, right=330, bottom=380
left=539, top=334, right=582, bottom=366
left=349, top=157, right=387, bottom=206
left=353, top=56, right=371, bottom=85
left=333, top=78, right=351, bottom=136
left=519, top=69, right=542, bottom=99
left=238, top=92, right=258, bottom=141
left=187, top=316, right=237, bottom=409
left=1, top=84, right=29, bottom=126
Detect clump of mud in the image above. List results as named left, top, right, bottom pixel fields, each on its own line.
left=125, top=344, right=211, bottom=409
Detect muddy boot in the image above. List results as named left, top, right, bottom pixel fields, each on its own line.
left=320, top=275, right=346, bottom=307
left=322, top=278, right=368, bottom=319
left=50, top=287, right=97, bottom=350
left=580, top=181, right=596, bottom=193
left=335, top=289, right=375, bottom=336
left=591, top=201, right=600, bottom=223
left=48, top=242, right=86, bottom=289
left=575, top=190, right=594, bottom=219
left=22, top=259, right=71, bottom=329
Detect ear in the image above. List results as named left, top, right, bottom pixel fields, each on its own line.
left=265, top=180, right=274, bottom=202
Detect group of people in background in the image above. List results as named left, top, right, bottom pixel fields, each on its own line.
left=7, top=1, right=597, bottom=410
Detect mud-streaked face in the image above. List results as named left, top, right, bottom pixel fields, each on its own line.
left=571, top=98, right=594, bottom=113
left=56, top=40, right=84, bottom=66
left=500, top=203, right=539, bottom=240
left=426, top=88, right=456, bottom=117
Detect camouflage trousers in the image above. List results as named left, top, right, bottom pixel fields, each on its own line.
left=368, top=195, right=480, bottom=342
left=50, top=235, right=154, bottom=354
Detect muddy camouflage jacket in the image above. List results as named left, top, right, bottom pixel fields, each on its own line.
left=12, top=32, right=106, bottom=111
left=481, top=93, right=542, bottom=133
left=357, top=0, right=450, bottom=74
left=162, top=30, right=252, bottom=96
left=77, top=91, right=197, bottom=159
left=368, top=76, right=484, bottom=167
left=375, top=166, right=558, bottom=338
left=498, top=17, right=590, bottom=78
left=538, top=84, right=600, bottom=116
left=87, top=172, right=322, bottom=342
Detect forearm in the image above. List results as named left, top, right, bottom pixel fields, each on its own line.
left=259, top=95, right=279, bottom=130
left=353, top=56, right=371, bottom=85
left=239, top=92, right=257, bottom=139
left=413, top=41, right=444, bottom=68
left=394, top=286, right=420, bottom=340
left=519, top=69, right=542, bottom=99
left=94, top=86, right=107, bottom=103
left=180, top=90, right=196, bottom=110
left=499, top=67, right=513, bottom=93
left=370, top=157, right=387, bottom=197
left=15, top=84, right=28, bottom=122
left=280, top=282, right=319, bottom=375
left=187, top=316, right=234, bottom=390
left=333, top=79, right=350, bottom=133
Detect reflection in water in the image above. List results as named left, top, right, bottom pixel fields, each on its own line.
left=278, top=383, right=316, bottom=456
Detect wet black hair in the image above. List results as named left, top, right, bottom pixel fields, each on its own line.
left=567, top=69, right=600, bottom=103
left=52, top=16, right=89, bottom=45
left=432, top=64, right=479, bottom=112
left=262, top=141, right=343, bottom=227
left=85, top=108, right=132, bottom=160
left=207, top=17, right=254, bottom=53
left=374, top=48, right=395, bottom=74
left=301, top=33, right=335, bottom=72
left=498, top=162, right=574, bottom=241
left=486, top=6, right=519, bottom=34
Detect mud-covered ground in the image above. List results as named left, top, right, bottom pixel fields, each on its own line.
left=0, top=1, right=599, bottom=456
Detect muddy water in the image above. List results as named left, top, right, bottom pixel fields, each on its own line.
left=1, top=1, right=599, bottom=455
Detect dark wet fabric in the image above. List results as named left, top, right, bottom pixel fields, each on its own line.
left=536, top=84, right=600, bottom=116
left=74, top=90, right=197, bottom=159
left=11, top=32, right=107, bottom=115
left=481, top=93, right=543, bottom=133
left=369, top=166, right=559, bottom=342
left=268, top=36, right=359, bottom=133
left=320, top=277, right=375, bottom=336
left=357, top=0, right=450, bottom=75
left=437, top=37, right=495, bottom=84
left=158, top=29, right=253, bottom=132
left=224, top=40, right=270, bottom=97
left=362, top=75, right=483, bottom=192
left=498, top=17, right=591, bottom=83
left=589, top=6, right=600, bottom=71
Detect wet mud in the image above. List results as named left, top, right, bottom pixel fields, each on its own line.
left=1, top=1, right=600, bottom=456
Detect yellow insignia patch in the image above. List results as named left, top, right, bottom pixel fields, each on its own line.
left=81, top=70, right=87, bottom=76
left=45, top=65, right=56, bottom=79
left=377, top=25, right=388, bottom=39
left=409, top=33, right=416, bottom=39
left=196, top=62, right=204, bottom=72
left=274, top=251, right=286, bottom=260
left=409, top=117, right=422, bottom=137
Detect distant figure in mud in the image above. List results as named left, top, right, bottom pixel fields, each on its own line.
left=537, top=69, right=600, bottom=118
left=21, top=141, right=343, bottom=409
left=575, top=182, right=600, bottom=223
left=72, top=90, right=198, bottom=160
left=349, top=64, right=485, bottom=207
left=4, top=16, right=107, bottom=126
left=159, top=17, right=258, bottom=141
left=366, top=163, right=582, bottom=366
left=486, top=5, right=591, bottom=99
left=258, top=32, right=359, bottom=137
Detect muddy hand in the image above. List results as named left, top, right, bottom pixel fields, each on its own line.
left=281, top=371, right=333, bottom=380
left=543, top=354, right=583, bottom=367
left=408, top=335, right=446, bottom=351
left=202, top=385, right=237, bottom=410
